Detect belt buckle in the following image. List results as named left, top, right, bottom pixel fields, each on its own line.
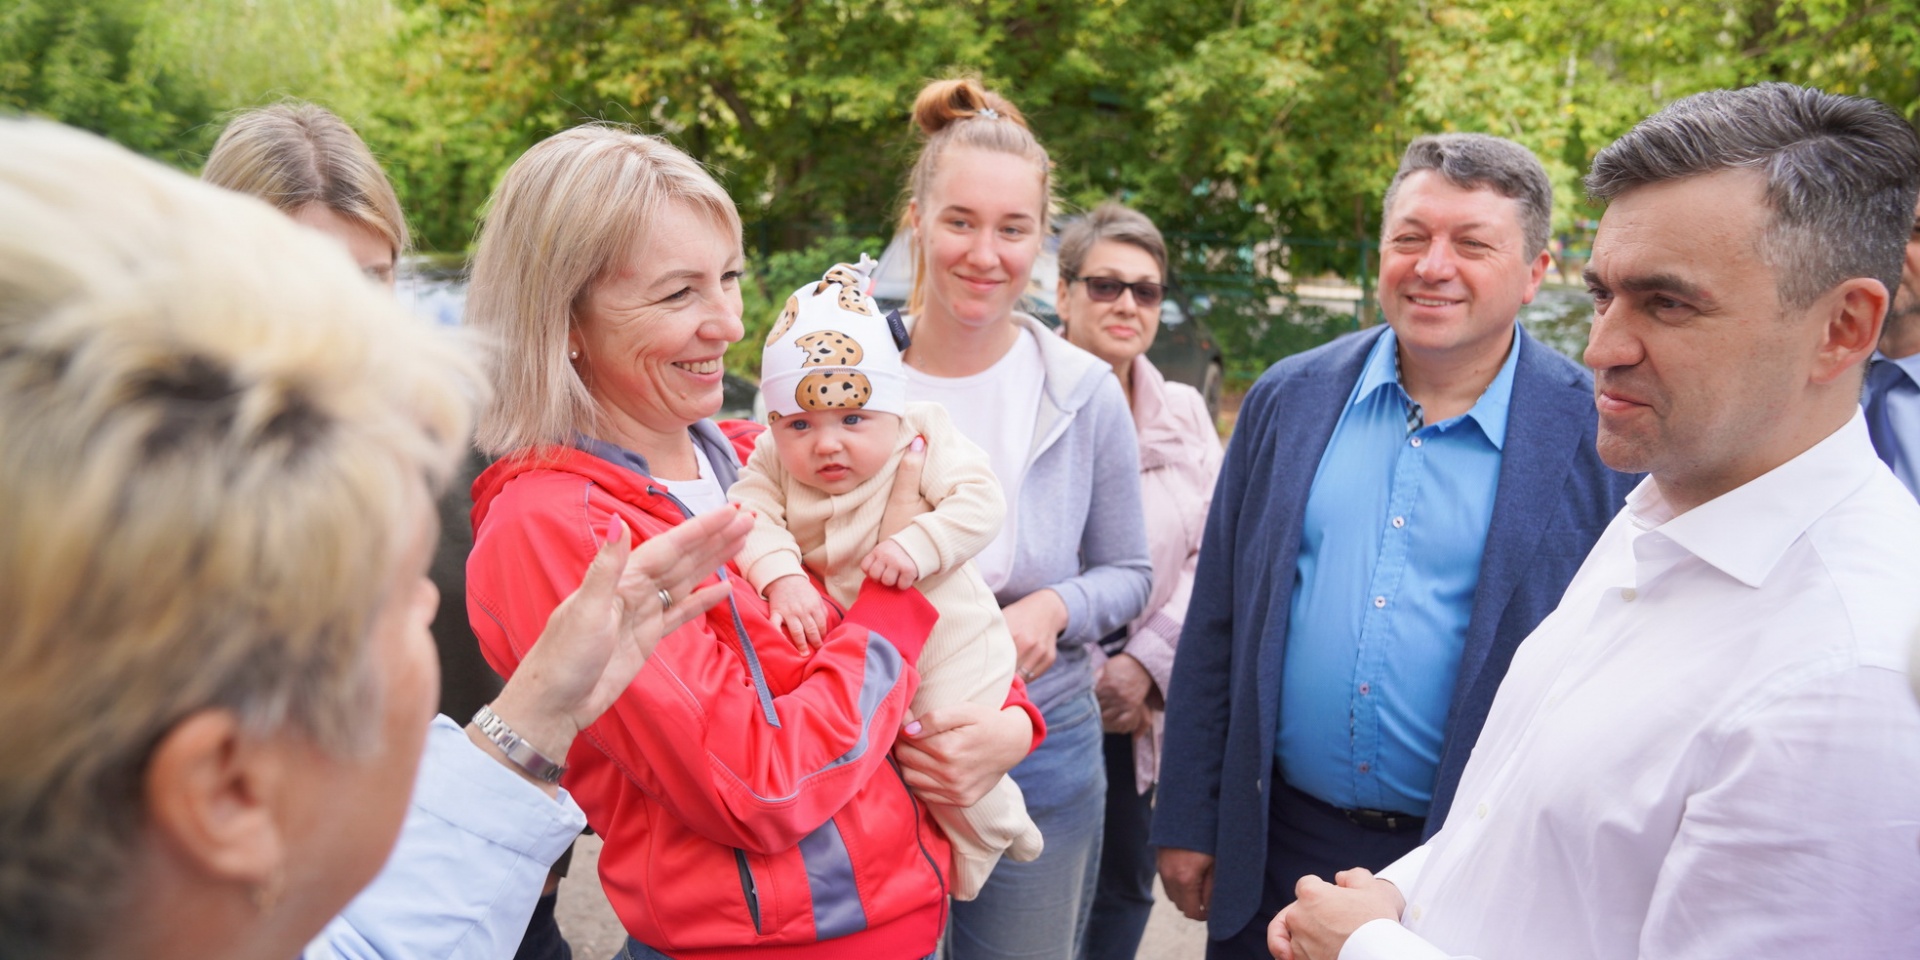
left=1345, top=808, right=1415, bottom=833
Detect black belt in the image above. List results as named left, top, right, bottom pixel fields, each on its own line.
left=1341, top=808, right=1426, bottom=834
left=1281, top=779, right=1427, bottom=835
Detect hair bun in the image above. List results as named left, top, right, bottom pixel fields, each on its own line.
left=910, top=77, right=1029, bottom=137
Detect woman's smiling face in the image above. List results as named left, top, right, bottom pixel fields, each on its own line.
left=911, top=146, right=1047, bottom=332
left=571, top=200, right=745, bottom=444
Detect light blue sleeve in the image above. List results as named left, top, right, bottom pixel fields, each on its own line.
left=303, top=714, right=589, bottom=960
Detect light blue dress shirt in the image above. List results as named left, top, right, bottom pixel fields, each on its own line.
left=1277, top=326, right=1518, bottom=817
left=1864, top=351, right=1920, bottom=501
left=306, top=714, right=588, bottom=959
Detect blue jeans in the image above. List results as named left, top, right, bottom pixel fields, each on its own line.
left=948, top=690, right=1106, bottom=960
left=1082, top=732, right=1156, bottom=960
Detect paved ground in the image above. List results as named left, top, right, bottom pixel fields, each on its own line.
left=557, top=832, right=1209, bottom=959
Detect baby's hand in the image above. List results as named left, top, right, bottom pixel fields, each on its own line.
left=861, top=539, right=921, bottom=589
left=765, top=575, right=827, bottom=653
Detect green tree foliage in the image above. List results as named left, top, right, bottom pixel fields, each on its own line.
left=12, top=0, right=1920, bottom=367
left=735, top=228, right=888, bottom=377
left=0, top=0, right=219, bottom=160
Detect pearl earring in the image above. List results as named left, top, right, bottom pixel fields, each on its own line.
left=569, top=350, right=580, bottom=361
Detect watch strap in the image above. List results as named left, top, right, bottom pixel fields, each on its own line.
left=471, top=704, right=566, bottom=784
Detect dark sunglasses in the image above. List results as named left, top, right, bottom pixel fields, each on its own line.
left=1068, top=275, right=1167, bottom=308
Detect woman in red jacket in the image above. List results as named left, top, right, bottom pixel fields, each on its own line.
left=462, top=124, right=1041, bottom=960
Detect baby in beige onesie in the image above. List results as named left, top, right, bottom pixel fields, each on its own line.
left=729, top=259, right=1043, bottom=899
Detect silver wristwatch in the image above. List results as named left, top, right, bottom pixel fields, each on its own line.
left=471, top=704, right=566, bottom=784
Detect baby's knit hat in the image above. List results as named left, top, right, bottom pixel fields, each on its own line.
left=759, top=255, right=912, bottom=420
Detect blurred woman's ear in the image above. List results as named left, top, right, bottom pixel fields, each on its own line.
left=143, top=710, right=291, bottom=892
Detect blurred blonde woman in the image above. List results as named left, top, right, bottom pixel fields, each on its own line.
left=0, top=119, right=748, bottom=960
left=203, top=101, right=509, bottom=731
left=204, top=85, right=561, bottom=860
left=202, top=101, right=407, bottom=285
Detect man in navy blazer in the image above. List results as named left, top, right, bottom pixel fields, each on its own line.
left=1153, top=134, right=1638, bottom=958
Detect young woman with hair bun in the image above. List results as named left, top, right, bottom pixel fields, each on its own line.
left=893, top=77, right=1153, bottom=959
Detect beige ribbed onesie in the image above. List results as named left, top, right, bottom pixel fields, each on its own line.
left=729, top=401, right=1043, bottom=899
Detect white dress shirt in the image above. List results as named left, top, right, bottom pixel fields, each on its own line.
left=1342, top=412, right=1920, bottom=960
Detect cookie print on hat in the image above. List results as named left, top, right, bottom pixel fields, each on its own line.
left=793, top=329, right=872, bottom=410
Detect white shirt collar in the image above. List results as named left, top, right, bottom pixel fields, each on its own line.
left=1622, top=410, right=1880, bottom=588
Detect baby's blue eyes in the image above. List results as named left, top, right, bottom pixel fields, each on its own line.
left=782, top=414, right=867, bottom=431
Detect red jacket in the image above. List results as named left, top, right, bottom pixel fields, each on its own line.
left=467, top=428, right=1030, bottom=960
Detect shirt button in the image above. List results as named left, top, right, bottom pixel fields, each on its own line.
left=1410, top=437, right=1423, bottom=448
left=1391, top=516, right=1406, bottom=529
left=1476, top=802, right=1489, bottom=819
left=1373, top=595, right=1387, bottom=608
left=1621, top=587, right=1638, bottom=601
left=1358, top=762, right=1371, bottom=773
left=1411, top=906, right=1424, bottom=922
left=1359, top=683, right=1371, bottom=695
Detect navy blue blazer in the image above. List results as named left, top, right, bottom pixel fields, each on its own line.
left=1151, top=324, right=1639, bottom=939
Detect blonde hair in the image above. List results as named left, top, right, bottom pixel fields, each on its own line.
left=203, top=101, right=409, bottom=261
left=466, top=124, right=743, bottom=457
left=0, top=119, right=482, bottom=960
left=897, top=77, right=1054, bottom=319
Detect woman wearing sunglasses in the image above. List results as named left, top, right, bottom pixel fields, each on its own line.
left=1056, top=203, right=1225, bottom=960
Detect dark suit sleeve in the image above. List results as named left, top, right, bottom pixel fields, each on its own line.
left=1151, top=373, right=1274, bottom=855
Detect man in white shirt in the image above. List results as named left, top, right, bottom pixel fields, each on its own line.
left=1269, top=82, right=1920, bottom=960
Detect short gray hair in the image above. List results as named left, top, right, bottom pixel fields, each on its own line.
left=1586, top=82, right=1920, bottom=311
left=1382, top=133, right=1553, bottom=259
left=1058, top=203, right=1168, bottom=282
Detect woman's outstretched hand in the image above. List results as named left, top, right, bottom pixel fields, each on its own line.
left=482, top=506, right=752, bottom=786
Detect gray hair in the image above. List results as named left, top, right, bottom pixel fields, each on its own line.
left=1382, top=133, right=1553, bottom=259
left=1058, top=203, right=1168, bottom=282
left=1586, top=82, right=1920, bottom=311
